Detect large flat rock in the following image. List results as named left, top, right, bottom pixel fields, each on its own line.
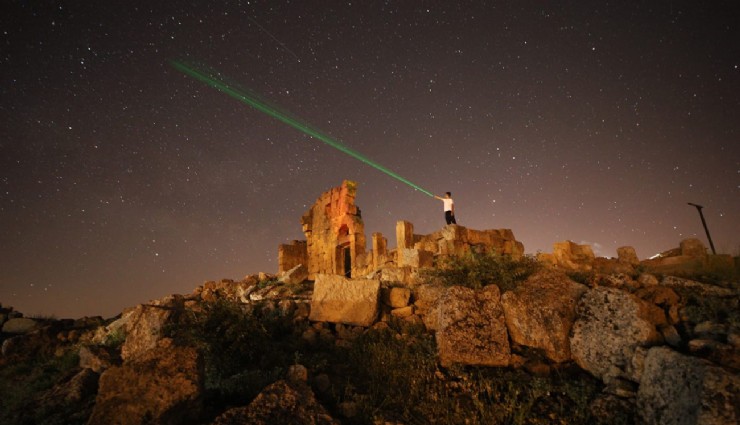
left=436, top=285, right=510, bottom=367
left=309, top=274, right=380, bottom=327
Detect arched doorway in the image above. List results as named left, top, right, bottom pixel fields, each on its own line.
left=335, top=225, right=352, bottom=277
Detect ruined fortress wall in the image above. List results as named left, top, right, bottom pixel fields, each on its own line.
left=278, top=180, right=524, bottom=280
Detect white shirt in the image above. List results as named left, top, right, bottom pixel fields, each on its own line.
left=442, top=198, right=454, bottom=212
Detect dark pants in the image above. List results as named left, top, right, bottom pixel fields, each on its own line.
left=445, top=211, right=456, bottom=225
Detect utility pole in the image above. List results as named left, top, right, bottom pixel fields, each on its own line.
left=687, top=203, right=716, bottom=255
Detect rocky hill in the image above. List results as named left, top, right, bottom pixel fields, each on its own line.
left=1, top=246, right=738, bottom=425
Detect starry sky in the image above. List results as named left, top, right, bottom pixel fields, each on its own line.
left=2, top=1, right=738, bottom=319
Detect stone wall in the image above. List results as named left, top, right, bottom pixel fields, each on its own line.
left=402, top=221, right=524, bottom=264
left=300, top=180, right=366, bottom=279
left=277, top=240, right=308, bottom=275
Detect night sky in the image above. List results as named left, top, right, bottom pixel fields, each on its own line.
left=2, top=1, right=738, bottom=319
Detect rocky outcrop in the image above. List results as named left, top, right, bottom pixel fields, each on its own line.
left=1, top=317, right=39, bottom=334
left=658, top=276, right=736, bottom=298
left=537, top=240, right=595, bottom=271
left=570, top=287, right=663, bottom=384
left=120, top=294, right=184, bottom=361
left=501, top=270, right=587, bottom=362
left=414, top=283, right=447, bottom=331
left=195, top=278, right=259, bottom=304
left=37, top=368, right=99, bottom=409
left=211, top=380, right=339, bottom=425
left=436, top=285, right=510, bottom=367
left=79, top=345, right=118, bottom=373
left=637, top=346, right=739, bottom=425
left=88, top=338, right=203, bottom=425
left=309, top=274, right=380, bottom=327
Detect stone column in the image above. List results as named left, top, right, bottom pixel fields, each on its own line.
left=396, top=220, right=414, bottom=250
left=372, top=232, right=387, bottom=270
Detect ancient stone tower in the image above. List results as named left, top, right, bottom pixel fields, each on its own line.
left=279, top=180, right=366, bottom=279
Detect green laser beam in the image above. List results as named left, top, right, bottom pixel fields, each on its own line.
left=170, top=60, right=435, bottom=197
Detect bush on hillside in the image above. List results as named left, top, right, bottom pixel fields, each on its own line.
left=424, top=252, right=541, bottom=292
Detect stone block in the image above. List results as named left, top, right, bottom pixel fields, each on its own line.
left=680, top=238, right=707, bottom=257
left=436, top=285, right=510, bottom=367
left=501, top=270, right=587, bottom=363
left=89, top=339, right=203, bottom=425
left=382, top=287, right=411, bottom=308
left=391, top=306, right=414, bottom=318
left=617, top=246, right=640, bottom=265
left=398, top=248, right=433, bottom=268
left=570, top=287, right=662, bottom=384
left=309, top=274, right=380, bottom=327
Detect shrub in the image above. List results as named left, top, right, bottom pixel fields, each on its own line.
left=0, top=348, right=87, bottom=425
left=424, top=252, right=540, bottom=292
left=166, top=299, right=300, bottom=408
left=339, top=323, right=606, bottom=424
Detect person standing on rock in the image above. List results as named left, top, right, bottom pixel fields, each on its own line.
left=434, top=192, right=457, bottom=225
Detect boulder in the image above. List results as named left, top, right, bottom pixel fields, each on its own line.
left=680, top=238, right=707, bottom=257
left=120, top=294, right=184, bottom=361
left=390, top=306, right=414, bottom=318
left=551, top=240, right=595, bottom=271
left=79, top=345, right=117, bottom=373
left=637, top=346, right=739, bottom=425
left=383, top=287, right=411, bottom=308
left=309, top=274, right=380, bottom=327
left=414, top=283, right=446, bottom=331
left=287, top=364, right=309, bottom=383
left=617, top=246, right=640, bottom=265
left=570, top=287, right=662, bottom=384
left=210, top=380, right=339, bottom=425
left=658, top=276, right=736, bottom=298
left=88, top=338, right=203, bottom=425
left=634, top=286, right=680, bottom=308
left=598, top=273, right=640, bottom=292
left=638, top=273, right=659, bottom=286
left=1, top=317, right=38, bottom=334
left=435, top=285, right=510, bottom=367
left=279, top=264, right=309, bottom=285
left=501, top=270, right=587, bottom=362
left=31, top=368, right=100, bottom=424
left=38, top=367, right=99, bottom=406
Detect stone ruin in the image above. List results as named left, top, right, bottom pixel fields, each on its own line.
left=537, top=237, right=736, bottom=276
left=278, top=180, right=524, bottom=282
